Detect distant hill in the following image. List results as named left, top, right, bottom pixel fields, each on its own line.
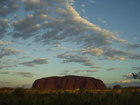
left=32, top=75, right=106, bottom=89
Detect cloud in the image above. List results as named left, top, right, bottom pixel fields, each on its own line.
left=3, top=47, right=24, bottom=53
left=57, top=53, right=96, bottom=68
left=97, top=17, right=111, bottom=28
left=0, top=0, right=19, bottom=17
left=103, top=47, right=140, bottom=60
left=123, top=72, right=140, bottom=80
left=24, top=0, right=40, bottom=4
left=0, top=81, right=10, bottom=84
left=0, top=58, right=18, bottom=70
left=60, top=69, right=98, bottom=76
left=128, top=53, right=140, bottom=60
left=107, top=80, right=140, bottom=87
left=2, top=0, right=125, bottom=48
left=80, top=4, right=86, bottom=8
left=106, top=67, right=119, bottom=71
left=127, top=43, right=140, bottom=49
left=12, top=14, right=40, bottom=39
left=0, top=71, right=10, bottom=74
left=0, top=47, right=24, bottom=58
left=0, top=0, right=139, bottom=67
left=118, top=80, right=133, bottom=83
left=20, top=56, right=31, bottom=59
left=123, top=73, right=134, bottom=79
left=47, top=43, right=77, bottom=51
left=0, top=70, right=35, bottom=78
left=0, top=28, right=6, bottom=39
left=81, top=46, right=140, bottom=60
left=106, top=56, right=126, bottom=60
left=132, top=67, right=140, bottom=70
left=74, top=70, right=98, bottom=73
left=66, top=5, right=126, bottom=44
left=89, top=0, right=96, bottom=4
left=0, top=19, right=10, bottom=28
left=14, top=72, right=36, bottom=78
left=60, top=70, right=71, bottom=75
left=82, top=47, right=104, bottom=56
left=81, top=9, right=86, bottom=14
left=0, top=66, right=3, bottom=70
left=20, top=58, right=49, bottom=67
left=0, top=40, right=12, bottom=46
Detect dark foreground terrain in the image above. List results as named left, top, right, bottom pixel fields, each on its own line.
left=0, top=88, right=140, bottom=105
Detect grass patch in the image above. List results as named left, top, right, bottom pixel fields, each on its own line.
left=0, top=88, right=140, bottom=105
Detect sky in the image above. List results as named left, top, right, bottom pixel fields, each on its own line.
left=0, top=0, right=140, bottom=88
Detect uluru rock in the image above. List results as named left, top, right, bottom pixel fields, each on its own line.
left=32, top=75, right=106, bottom=89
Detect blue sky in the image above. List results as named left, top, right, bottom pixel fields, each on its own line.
left=0, top=0, right=140, bottom=88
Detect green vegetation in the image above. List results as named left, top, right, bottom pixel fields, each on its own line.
left=0, top=88, right=140, bottom=105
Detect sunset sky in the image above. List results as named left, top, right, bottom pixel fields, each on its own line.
left=0, top=0, right=140, bottom=88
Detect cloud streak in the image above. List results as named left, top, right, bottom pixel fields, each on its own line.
left=123, top=73, right=134, bottom=79
left=57, top=53, right=95, bottom=68
left=132, top=67, right=140, bottom=70
left=74, top=69, right=98, bottom=73
left=20, top=58, right=49, bottom=67
left=0, top=47, right=24, bottom=58
left=106, top=67, right=119, bottom=71
left=0, top=40, right=12, bottom=46
left=0, top=70, right=35, bottom=78
left=14, top=72, right=36, bottom=78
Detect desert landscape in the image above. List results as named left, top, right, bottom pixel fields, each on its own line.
left=0, top=0, right=140, bottom=105
left=0, top=75, right=140, bottom=105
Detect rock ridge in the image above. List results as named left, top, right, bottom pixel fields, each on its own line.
left=32, top=75, right=106, bottom=89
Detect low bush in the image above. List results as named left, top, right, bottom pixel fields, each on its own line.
left=0, top=88, right=140, bottom=105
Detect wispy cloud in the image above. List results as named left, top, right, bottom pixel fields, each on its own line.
left=14, top=72, right=36, bottom=78
left=57, top=53, right=96, bottom=68
left=20, top=56, right=31, bottom=59
left=20, top=58, right=49, bottom=67
left=132, top=67, right=140, bottom=70
left=3, top=47, right=24, bottom=53
left=82, top=47, right=104, bottom=56
left=0, top=66, right=3, bottom=70
left=0, top=47, right=24, bottom=58
left=118, top=80, right=133, bottom=83
left=89, top=0, right=96, bottom=4
left=0, top=81, right=10, bottom=84
left=0, top=71, right=10, bottom=74
left=0, top=0, right=19, bottom=17
left=128, top=43, right=140, bottom=49
left=106, top=67, right=119, bottom=71
left=47, top=43, right=77, bottom=51
left=0, top=59, right=18, bottom=70
left=60, top=70, right=71, bottom=76
left=107, top=80, right=140, bottom=87
left=0, top=40, right=12, bottom=46
left=80, top=4, right=86, bottom=8
left=74, top=70, right=98, bottom=73
left=0, top=71, right=35, bottom=78
left=82, top=46, right=140, bottom=60
left=123, top=73, right=134, bottom=79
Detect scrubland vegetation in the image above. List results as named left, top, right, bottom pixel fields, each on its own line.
left=0, top=87, right=140, bottom=105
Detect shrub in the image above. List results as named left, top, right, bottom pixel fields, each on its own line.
left=113, top=85, right=122, bottom=89
left=13, top=87, right=25, bottom=96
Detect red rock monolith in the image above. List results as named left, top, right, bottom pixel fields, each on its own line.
left=32, top=75, right=106, bottom=89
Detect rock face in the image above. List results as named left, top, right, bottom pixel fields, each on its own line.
left=32, top=75, right=106, bottom=89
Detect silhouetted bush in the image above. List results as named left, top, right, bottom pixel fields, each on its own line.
left=13, top=87, right=25, bottom=96
left=0, top=88, right=140, bottom=105
left=113, top=85, right=122, bottom=89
